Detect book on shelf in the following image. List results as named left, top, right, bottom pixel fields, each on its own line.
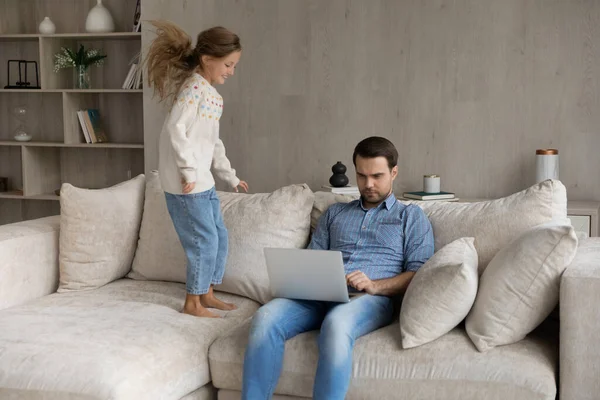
left=76, top=109, right=108, bottom=143
left=122, top=51, right=142, bottom=89
left=76, top=110, right=92, bottom=143
left=132, top=0, right=141, bottom=32
left=402, top=191, right=456, bottom=200
left=321, top=185, right=360, bottom=195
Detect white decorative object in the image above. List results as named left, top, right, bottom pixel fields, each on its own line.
left=535, top=149, right=559, bottom=183
left=38, top=17, right=56, bottom=34
left=85, top=0, right=115, bottom=33
left=14, top=132, right=32, bottom=142
left=12, top=106, right=32, bottom=142
left=423, top=174, right=441, bottom=193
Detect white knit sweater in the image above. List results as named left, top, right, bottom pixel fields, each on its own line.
left=158, top=73, right=240, bottom=195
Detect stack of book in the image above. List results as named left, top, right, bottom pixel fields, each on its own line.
left=77, top=109, right=108, bottom=143
left=122, top=51, right=142, bottom=90
left=402, top=191, right=458, bottom=202
left=321, top=185, right=360, bottom=196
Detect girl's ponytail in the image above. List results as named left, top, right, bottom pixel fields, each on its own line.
left=145, top=20, right=196, bottom=104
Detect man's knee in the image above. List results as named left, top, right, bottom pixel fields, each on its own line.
left=249, top=302, right=286, bottom=342
left=319, top=315, right=353, bottom=346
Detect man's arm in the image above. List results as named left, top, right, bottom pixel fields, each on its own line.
left=307, top=206, right=332, bottom=250
left=402, top=205, right=435, bottom=272
left=347, top=270, right=415, bottom=296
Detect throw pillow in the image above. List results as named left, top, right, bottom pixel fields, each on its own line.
left=400, top=237, right=479, bottom=348
left=129, top=171, right=315, bottom=304
left=465, top=220, right=578, bottom=352
left=58, top=174, right=145, bottom=292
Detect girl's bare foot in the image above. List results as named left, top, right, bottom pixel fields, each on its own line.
left=182, top=294, right=220, bottom=318
left=200, top=286, right=237, bottom=311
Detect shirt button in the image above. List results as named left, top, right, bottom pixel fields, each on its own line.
left=362, top=226, right=366, bottom=229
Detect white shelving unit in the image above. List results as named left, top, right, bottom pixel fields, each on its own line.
left=0, top=0, right=144, bottom=224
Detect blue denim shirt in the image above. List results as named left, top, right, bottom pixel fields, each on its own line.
left=309, top=193, right=434, bottom=280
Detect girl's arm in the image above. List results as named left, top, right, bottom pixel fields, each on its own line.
left=166, top=93, right=200, bottom=184
left=212, top=138, right=241, bottom=189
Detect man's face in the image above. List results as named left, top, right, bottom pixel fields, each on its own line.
left=355, top=155, right=398, bottom=207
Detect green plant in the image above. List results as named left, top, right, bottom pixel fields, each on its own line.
left=54, top=44, right=107, bottom=72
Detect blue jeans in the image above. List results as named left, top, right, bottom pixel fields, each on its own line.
left=164, top=187, right=228, bottom=295
left=241, top=295, right=395, bottom=400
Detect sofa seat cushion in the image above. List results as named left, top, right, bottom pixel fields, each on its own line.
left=0, top=279, right=259, bottom=400
left=209, top=320, right=558, bottom=400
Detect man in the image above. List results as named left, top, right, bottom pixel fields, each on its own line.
left=241, top=136, right=434, bottom=399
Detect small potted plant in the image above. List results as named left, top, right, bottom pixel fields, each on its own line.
left=54, top=45, right=107, bottom=89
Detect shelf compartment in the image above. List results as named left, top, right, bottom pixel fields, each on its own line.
left=41, top=36, right=141, bottom=90
left=0, top=39, right=41, bottom=89
left=0, top=141, right=143, bottom=149
left=0, top=91, right=64, bottom=142
left=22, top=146, right=61, bottom=197
left=63, top=92, right=143, bottom=144
left=0, top=0, right=139, bottom=34
left=0, top=198, right=60, bottom=225
left=60, top=147, right=144, bottom=190
left=0, top=146, right=22, bottom=194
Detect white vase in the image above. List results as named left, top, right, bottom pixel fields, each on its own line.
left=85, top=0, right=115, bottom=33
left=38, top=17, right=56, bottom=34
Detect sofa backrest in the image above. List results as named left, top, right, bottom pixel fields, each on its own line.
left=312, top=179, right=567, bottom=274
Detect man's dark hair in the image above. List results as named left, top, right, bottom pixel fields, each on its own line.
left=352, top=136, right=398, bottom=170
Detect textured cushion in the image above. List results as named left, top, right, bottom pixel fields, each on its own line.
left=312, top=180, right=567, bottom=274
left=129, top=171, right=315, bottom=304
left=466, top=220, right=578, bottom=352
left=58, top=175, right=145, bottom=292
left=0, top=279, right=258, bottom=400
left=0, top=216, right=60, bottom=311
left=209, top=320, right=558, bottom=400
left=400, top=237, right=478, bottom=348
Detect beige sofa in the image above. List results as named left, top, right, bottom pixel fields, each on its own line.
left=0, top=175, right=599, bottom=400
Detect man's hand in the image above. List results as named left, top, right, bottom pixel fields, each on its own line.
left=181, top=178, right=196, bottom=194
left=346, top=271, right=379, bottom=295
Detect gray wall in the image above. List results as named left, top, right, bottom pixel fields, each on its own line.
left=142, top=0, right=600, bottom=200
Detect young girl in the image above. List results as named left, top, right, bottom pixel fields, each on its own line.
left=145, top=21, right=249, bottom=318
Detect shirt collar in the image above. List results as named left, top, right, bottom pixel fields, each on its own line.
left=194, top=73, right=215, bottom=90
left=358, top=192, right=397, bottom=211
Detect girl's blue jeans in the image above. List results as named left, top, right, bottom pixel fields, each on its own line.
left=164, top=187, right=227, bottom=295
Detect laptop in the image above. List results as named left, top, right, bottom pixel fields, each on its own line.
left=263, top=248, right=350, bottom=303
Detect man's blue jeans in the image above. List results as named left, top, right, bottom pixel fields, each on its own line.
left=164, top=187, right=228, bottom=295
left=241, top=294, right=394, bottom=399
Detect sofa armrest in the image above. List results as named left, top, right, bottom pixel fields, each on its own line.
left=560, top=237, right=600, bottom=400
left=0, top=215, right=60, bottom=311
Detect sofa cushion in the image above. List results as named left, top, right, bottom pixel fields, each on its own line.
left=129, top=171, right=315, bottom=304
left=58, top=175, right=145, bottom=292
left=209, top=319, right=557, bottom=400
left=400, top=237, right=478, bottom=348
left=312, top=180, right=567, bottom=274
left=466, top=220, right=578, bottom=352
left=0, top=216, right=60, bottom=311
left=0, top=279, right=258, bottom=400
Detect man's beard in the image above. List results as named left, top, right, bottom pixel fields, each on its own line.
left=360, top=189, right=388, bottom=205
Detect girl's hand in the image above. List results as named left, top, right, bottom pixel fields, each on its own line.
left=181, top=178, right=196, bottom=194
left=234, top=180, right=249, bottom=193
